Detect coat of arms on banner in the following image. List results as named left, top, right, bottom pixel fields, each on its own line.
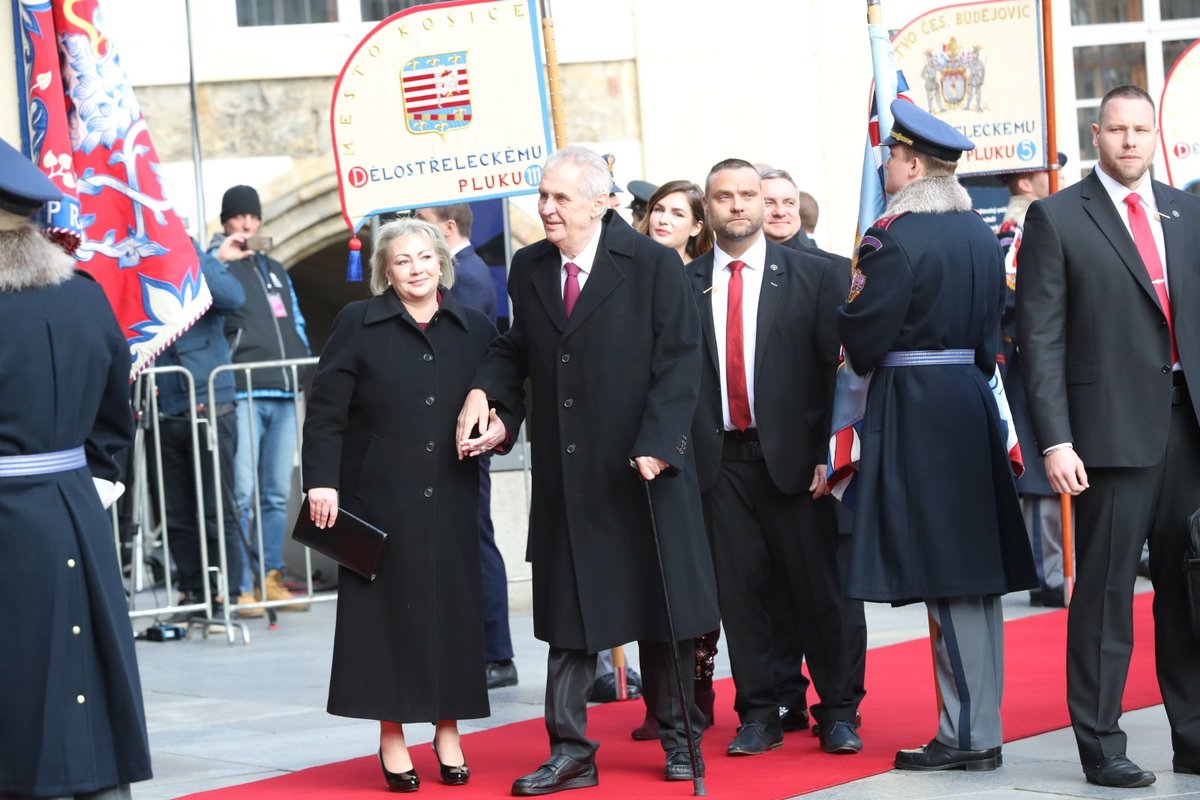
left=921, top=38, right=986, bottom=114
left=402, top=51, right=472, bottom=137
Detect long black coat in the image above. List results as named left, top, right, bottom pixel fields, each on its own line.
left=0, top=273, right=150, bottom=797
left=302, top=291, right=499, bottom=722
left=837, top=202, right=1036, bottom=603
left=473, top=211, right=719, bottom=653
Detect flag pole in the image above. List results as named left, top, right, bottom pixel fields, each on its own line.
left=539, top=0, right=568, bottom=149
left=1041, top=0, right=1074, bottom=601
left=1043, top=0, right=1059, bottom=194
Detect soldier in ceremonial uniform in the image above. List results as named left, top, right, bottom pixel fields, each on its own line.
left=837, top=101, right=1036, bottom=772
left=0, top=137, right=151, bottom=799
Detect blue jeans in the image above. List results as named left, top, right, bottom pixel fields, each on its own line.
left=234, top=397, right=298, bottom=593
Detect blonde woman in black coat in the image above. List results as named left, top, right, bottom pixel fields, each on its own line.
left=302, top=217, right=507, bottom=792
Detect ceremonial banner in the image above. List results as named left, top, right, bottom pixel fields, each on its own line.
left=331, top=0, right=552, bottom=233
left=1160, top=38, right=1200, bottom=192
left=891, top=0, right=1048, bottom=176
left=14, top=0, right=209, bottom=379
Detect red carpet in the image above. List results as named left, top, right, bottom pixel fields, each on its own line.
left=183, top=594, right=1161, bottom=799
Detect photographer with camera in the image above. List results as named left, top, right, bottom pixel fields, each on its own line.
left=210, top=185, right=312, bottom=614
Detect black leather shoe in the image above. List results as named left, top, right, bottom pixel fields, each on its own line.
left=433, top=741, right=469, bottom=786
left=1083, top=754, right=1155, bottom=787
left=588, top=670, right=641, bottom=702
left=812, top=711, right=862, bottom=737
left=486, top=660, right=519, bottom=689
left=511, top=755, right=598, bottom=796
left=895, top=738, right=1000, bottom=771
left=1029, top=586, right=1066, bottom=608
left=1175, top=760, right=1200, bottom=775
left=379, top=749, right=420, bottom=792
left=779, top=705, right=810, bottom=732
left=818, top=720, right=863, bottom=754
left=665, top=749, right=704, bottom=780
left=727, top=721, right=783, bottom=756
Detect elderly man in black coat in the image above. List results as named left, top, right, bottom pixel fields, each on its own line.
left=457, top=145, right=719, bottom=793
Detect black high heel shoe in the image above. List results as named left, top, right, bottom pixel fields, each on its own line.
left=432, top=741, right=470, bottom=786
left=378, top=749, right=420, bottom=792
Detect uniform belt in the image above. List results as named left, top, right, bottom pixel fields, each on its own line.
left=722, top=428, right=762, bottom=461
left=0, top=446, right=86, bottom=477
left=1172, top=371, right=1189, bottom=406
left=878, top=349, right=974, bottom=367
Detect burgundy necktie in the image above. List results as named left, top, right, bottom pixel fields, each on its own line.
left=726, top=260, right=752, bottom=431
left=1124, top=193, right=1177, bottom=363
left=563, top=262, right=581, bottom=318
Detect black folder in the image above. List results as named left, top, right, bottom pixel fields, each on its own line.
left=292, top=498, right=388, bottom=581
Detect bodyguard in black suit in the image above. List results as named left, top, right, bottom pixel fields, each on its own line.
left=690, top=159, right=861, bottom=758
left=1017, top=85, right=1200, bottom=788
left=457, top=146, right=719, bottom=793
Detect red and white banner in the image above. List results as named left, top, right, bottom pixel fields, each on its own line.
left=16, top=0, right=209, bottom=379
left=1161, top=39, right=1200, bottom=192
left=331, top=0, right=553, bottom=233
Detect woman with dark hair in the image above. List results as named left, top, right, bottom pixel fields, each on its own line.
left=302, top=217, right=508, bottom=792
left=636, top=180, right=713, bottom=263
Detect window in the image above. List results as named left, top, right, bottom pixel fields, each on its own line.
left=1071, top=0, right=1143, bottom=24
left=1164, top=38, right=1197, bottom=73
left=236, top=0, right=337, bottom=26
left=360, top=0, right=439, bottom=21
left=1073, top=43, right=1147, bottom=98
left=1161, top=0, right=1200, bottom=19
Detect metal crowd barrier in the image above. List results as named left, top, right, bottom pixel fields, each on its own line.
left=208, top=357, right=330, bottom=624
left=121, top=365, right=248, bottom=644
left=117, top=357, right=323, bottom=645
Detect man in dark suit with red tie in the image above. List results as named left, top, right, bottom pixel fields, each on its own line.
left=1018, top=84, right=1200, bottom=788
left=688, top=158, right=862, bottom=759
left=456, top=145, right=719, bottom=793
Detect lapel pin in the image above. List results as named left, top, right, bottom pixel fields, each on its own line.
left=769, top=264, right=779, bottom=271
left=1173, top=210, right=1180, bottom=218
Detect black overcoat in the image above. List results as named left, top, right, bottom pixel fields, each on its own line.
left=0, top=274, right=150, bottom=797
left=472, top=210, right=720, bottom=653
left=837, top=207, right=1036, bottom=603
left=302, top=291, right=499, bottom=722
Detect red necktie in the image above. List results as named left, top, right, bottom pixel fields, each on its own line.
left=563, top=262, right=581, bottom=318
left=1124, top=193, right=1177, bottom=364
left=726, top=260, right=752, bottom=431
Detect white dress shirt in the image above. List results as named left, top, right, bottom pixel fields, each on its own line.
left=712, top=233, right=767, bottom=430
left=1094, top=164, right=1169, bottom=294
left=558, top=223, right=603, bottom=296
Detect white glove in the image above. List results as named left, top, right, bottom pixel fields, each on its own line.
left=92, top=477, right=126, bottom=509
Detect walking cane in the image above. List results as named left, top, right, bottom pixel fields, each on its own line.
left=635, top=466, right=706, bottom=796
